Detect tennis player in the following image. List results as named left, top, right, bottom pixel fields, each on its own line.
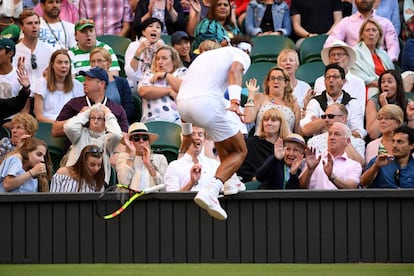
left=176, top=35, right=252, bottom=220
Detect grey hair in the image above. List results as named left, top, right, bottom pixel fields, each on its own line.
left=332, top=122, right=352, bottom=139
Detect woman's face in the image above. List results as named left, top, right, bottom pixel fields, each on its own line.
left=377, top=115, right=400, bottom=135
left=89, top=110, right=106, bottom=133
left=86, top=156, right=103, bottom=176
left=278, top=52, right=298, bottom=76
left=262, top=117, right=281, bottom=136
left=361, top=22, right=380, bottom=48
left=90, top=52, right=110, bottom=70
left=155, top=49, right=174, bottom=73
left=267, top=70, right=287, bottom=95
left=142, top=22, right=162, bottom=44
left=53, top=53, right=71, bottom=79
left=380, top=73, right=397, bottom=99
left=11, top=122, right=29, bottom=145
left=214, top=0, right=231, bottom=21
left=27, top=145, right=47, bottom=168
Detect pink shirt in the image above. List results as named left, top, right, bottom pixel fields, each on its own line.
left=34, top=0, right=79, bottom=24
left=307, top=152, right=362, bottom=190
left=324, top=11, right=400, bottom=61
left=79, top=0, right=134, bottom=36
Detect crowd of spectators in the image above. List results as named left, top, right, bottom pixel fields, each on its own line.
left=1, top=0, right=414, bottom=193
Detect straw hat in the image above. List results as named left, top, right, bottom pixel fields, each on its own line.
left=284, top=133, right=306, bottom=148
left=127, top=122, right=159, bottom=144
left=321, top=40, right=356, bottom=68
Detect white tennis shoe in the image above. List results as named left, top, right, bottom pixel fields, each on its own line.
left=223, top=176, right=246, bottom=195
left=194, top=181, right=227, bottom=220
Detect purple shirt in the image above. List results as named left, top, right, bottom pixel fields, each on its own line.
left=56, top=96, right=129, bottom=132
left=307, top=152, right=362, bottom=190
left=79, top=0, right=134, bottom=36
left=34, top=0, right=79, bottom=24
left=325, top=11, right=400, bottom=61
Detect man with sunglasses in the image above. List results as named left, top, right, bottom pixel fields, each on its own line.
left=299, top=122, right=362, bottom=190
left=361, top=125, right=414, bottom=188
left=300, top=63, right=366, bottom=139
left=116, top=122, right=168, bottom=191
left=307, top=103, right=365, bottom=166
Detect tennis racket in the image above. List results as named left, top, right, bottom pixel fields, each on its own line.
left=96, top=183, right=165, bottom=220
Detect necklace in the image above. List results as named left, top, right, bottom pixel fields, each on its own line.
left=44, top=19, right=67, bottom=49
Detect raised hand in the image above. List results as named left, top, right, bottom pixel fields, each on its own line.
left=374, top=154, right=394, bottom=168
left=245, top=78, right=259, bottom=94
left=274, top=137, right=284, bottom=160
left=304, top=146, right=321, bottom=171
left=322, top=153, right=334, bottom=179
left=290, top=154, right=303, bottom=175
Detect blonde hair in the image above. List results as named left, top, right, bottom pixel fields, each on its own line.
left=199, top=40, right=221, bottom=53
left=277, top=48, right=300, bottom=68
left=257, top=108, right=290, bottom=139
left=10, top=113, right=38, bottom=136
left=377, top=104, right=404, bottom=126
left=90, top=47, right=112, bottom=68
left=151, top=45, right=183, bottom=72
left=359, top=18, right=384, bottom=48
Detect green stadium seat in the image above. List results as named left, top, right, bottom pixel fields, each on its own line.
left=161, top=34, right=171, bottom=45
left=145, top=121, right=182, bottom=163
left=299, top=34, right=328, bottom=64
left=34, top=122, right=68, bottom=173
left=250, top=35, right=295, bottom=63
left=97, top=35, right=131, bottom=77
left=242, top=61, right=275, bottom=91
left=295, top=61, right=325, bottom=88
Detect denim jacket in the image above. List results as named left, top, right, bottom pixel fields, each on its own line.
left=245, top=0, right=292, bottom=37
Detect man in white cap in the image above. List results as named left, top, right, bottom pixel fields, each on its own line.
left=177, top=35, right=252, bottom=220
left=314, top=40, right=366, bottom=110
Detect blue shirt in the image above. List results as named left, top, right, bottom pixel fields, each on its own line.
left=367, top=156, right=414, bottom=188
left=0, top=155, right=38, bottom=193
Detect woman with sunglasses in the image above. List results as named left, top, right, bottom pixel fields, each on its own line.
left=33, top=49, right=84, bottom=123
left=116, top=122, right=168, bottom=191
left=63, top=103, right=123, bottom=185
left=50, top=145, right=105, bottom=192
left=0, top=137, right=52, bottom=193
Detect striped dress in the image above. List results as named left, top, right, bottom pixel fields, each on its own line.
left=50, top=173, right=104, bottom=193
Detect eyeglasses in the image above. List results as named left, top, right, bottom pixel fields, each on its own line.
left=87, top=147, right=104, bottom=154
left=90, top=59, right=107, bottom=65
left=90, top=116, right=105, bottom=122
left=31, top=54, right=37, bottom=70
left=325, top=75, right=342, bottom=80
left=78, top=18, right=94, bottom=25
left=269, top=76, right=286, bottom=82
left=130, top=134, right=149, bottom=142
left=377, top=116, right=396, bottom=121
left=321, top=114, right=344, bottom=119
left=394, top=169, right=400, bottom=187
left=329, top=52, right=348, bottom=58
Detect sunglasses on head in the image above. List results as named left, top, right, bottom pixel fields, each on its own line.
left=87, top=147, right=104, bottom=154
left=130, top=134, right=149, bottom=142
left=31, top=54, right=37, bottom=70
left=321, top=114, right=343, bottom=119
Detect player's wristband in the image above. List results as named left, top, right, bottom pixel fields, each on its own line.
left=182, top=122, right=192, bottom=136
left=228, top=84, right=242, bottom=102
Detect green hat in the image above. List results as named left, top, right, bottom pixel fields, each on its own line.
left=75, top=18, right=94, bottom=32
left=0, top=24, right=20, bottom=44
left=0, top=38, right=15, bottom=53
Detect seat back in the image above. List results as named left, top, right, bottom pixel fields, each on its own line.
left=242, top=61, right=275, bottom=91
left=299, top=34, right=328, bottom=64
left=161, top=34, right=171, bottom=45
left=295, top=61, right=325, bottom=88
left=97, top=35, right=131, bottom=77
left=130, top=94, right=142, bottom=123
left=145, top=121, right=182, bottom=163
left=34, top=122, right=68, bottom=172
left=250, top=35, right=295, bottom=63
